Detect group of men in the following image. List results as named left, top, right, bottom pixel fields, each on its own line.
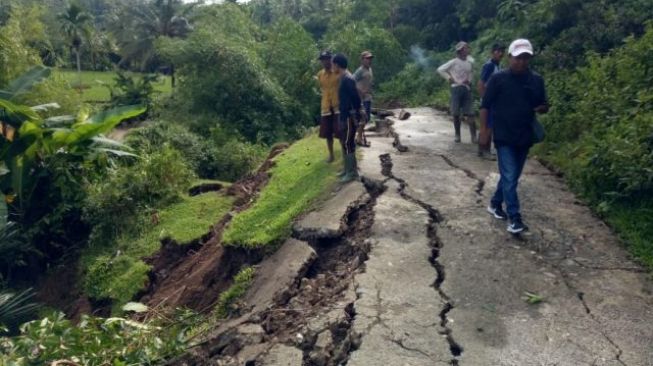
left=316, top=51, right=374, bottom=183
left=438, top=38, right=549, bottom=233
left=316, top=38, right=549, bottom=234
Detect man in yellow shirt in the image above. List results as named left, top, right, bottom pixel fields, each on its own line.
left=316, top=50, right=340, bottom=163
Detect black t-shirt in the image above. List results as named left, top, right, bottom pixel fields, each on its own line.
left=481, top=69, right=548, bottom=147
left=339, top=73, right=362, bottom=121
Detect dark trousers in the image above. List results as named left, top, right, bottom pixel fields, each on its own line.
left=491, top=145, right=529, bottom=221
left=339, top=116, right=356, bottom=155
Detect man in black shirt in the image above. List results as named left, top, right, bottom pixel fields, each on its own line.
left=479, top=39, right=549, bottom=233
left=332, top=53, right=365, bottom=183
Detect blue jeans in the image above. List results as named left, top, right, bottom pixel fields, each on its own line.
left=491, top=145, right=530, bottom=221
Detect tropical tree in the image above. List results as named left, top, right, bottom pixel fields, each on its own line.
left=112, top=0, right=196, bottom=84
left=57, top=2, right=93, bottom=84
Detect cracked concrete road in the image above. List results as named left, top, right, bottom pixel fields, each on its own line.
left=353, top=108, right=653, bottom=366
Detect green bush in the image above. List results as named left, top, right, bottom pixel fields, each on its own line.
left=126, top=121, right=266, bottom=181
left=108, top=71, right=158, bottom=109
left=158, top=4, right=309, bottom=144
left=378, top=62, right=447, bottom=108
left=84, top=255, right=150, bottom=304
left=534, top=24, right=653, bottom=267
left=0, top=312, right=188, bottom=365
left=84, top=146, right=195, bottom=245
left=322, top=22, right=406, bottom=85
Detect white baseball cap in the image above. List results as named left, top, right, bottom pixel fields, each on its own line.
left=508, top=39, right=533, bottom=56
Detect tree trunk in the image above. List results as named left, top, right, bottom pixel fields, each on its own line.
left=170, top=63, right=176, bottom=89
left=75, top=48, right=82, bottom=88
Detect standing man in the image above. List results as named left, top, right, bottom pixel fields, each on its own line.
left=477, top=43, right=506, bottom=159
left=480, top=39, right=549, bottom=233
left=316, top=50, right=340, bottom=163
left=353, top=50, right=374, bottom=147
left=332, top=53, right=365, bottom=183
left=437, top=41, right=476, bottom=143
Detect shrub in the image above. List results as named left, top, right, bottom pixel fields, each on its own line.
left=158, top=3, right=309, bottom=144
left=0, top=312, right=188, bottom=365
left=84, top=255, right=150, bottom=305
left=84, top=146, right=195, bottom=245
left=125, top=121, right=266, bottom=181
left=322, top=22, right=406, bottom=85
left=108, top=71, right=158, bottom=109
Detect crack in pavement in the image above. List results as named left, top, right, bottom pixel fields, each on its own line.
left=388, top=335, right=445, bottom=362
left=576, top=292, right=628, bottom=366
left=377, top=152, right=463, bottom=365
left=570, top=259, right=648, bottom=273
left=438, top=154, right=485, bottom=197
left=542, top=264, right=630, bottom=366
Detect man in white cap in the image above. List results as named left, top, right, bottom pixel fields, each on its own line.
left=437, top=41, right=476, bottom=143
left=479, top=39, right=549, bottom=233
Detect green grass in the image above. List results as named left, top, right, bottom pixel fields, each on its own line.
left=81, top=189, right=234, bottom=310
left=55, top=70, right=172, bottom=102
left=186, top=266, right=256, bottom=341
left=604, top=200, right=653, bottom=270
left=222, top=133, right=340, bottom=248
left=214, top=266, right=255, bottom=318
left=535, top=145, right=653, bottom=271
left=123, top=192, right=235, bottom=258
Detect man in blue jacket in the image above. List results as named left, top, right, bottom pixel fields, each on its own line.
left=479, top=39, right=549, bottom=233
left=477, top=43, right=505, bottom=159
left=332, top=53, right=365, bottom=183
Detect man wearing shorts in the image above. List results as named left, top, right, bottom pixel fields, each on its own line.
left=353, top=50, right=374, bottom=147
left=316, top=50, right=340, bottom=162
left=437, top=41, right=477, bottom=143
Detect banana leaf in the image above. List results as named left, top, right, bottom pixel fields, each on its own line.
left=0, top=66, right=51, bottom=101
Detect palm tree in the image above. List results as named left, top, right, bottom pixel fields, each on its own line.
left=58, top=2, right=93, bottom=86
left=113, top=0, right=196, bottom=86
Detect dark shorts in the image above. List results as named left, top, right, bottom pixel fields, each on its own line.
left=363, top=101, right=372, bottom=123
left=319, top=113, right=339, bottom=139
left=451, top=86, right=473, bottom=117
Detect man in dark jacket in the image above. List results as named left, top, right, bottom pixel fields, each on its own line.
left=332, top=53, right=365, bottom=182
left=479, top=39, right=549, bottom=233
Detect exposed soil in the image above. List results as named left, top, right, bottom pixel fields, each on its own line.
left=188, top=182, right=224, bottom=196
left=38, top=142, right=289, bottom=318
left=168, top=177, right=384, bottom=366
left=141, top=143, right=289, bottom=311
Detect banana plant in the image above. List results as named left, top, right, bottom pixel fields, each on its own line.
left=0, top=66, right=145, bottom=232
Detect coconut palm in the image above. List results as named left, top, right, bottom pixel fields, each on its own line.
left=113, top=0, right=196, bottom=85
left=57, top=2, right=93, bottom=85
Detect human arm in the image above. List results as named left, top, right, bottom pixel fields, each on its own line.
left=479, top=108, right=491, bottom=148
left=477, top=80, right=486, bottom=97
left=437, top=60, right=454, bottom=82
left=533, top=76, right=549, bottom=114
left=479, top=76, right=498, bottom=149
left=477, top=63, right=493, bottom=96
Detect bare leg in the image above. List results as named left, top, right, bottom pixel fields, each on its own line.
left=467, top=116, right=477, bottom=143
left=326, top=137, right=334, bottom=163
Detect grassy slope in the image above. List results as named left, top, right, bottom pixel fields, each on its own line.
left=81, top=189, right=234, bottom=308
left=222, top=133, right=340, bottom=248
left=537, top=144, right=653, bottom=270
left=55, top=70, right=172, bottom=102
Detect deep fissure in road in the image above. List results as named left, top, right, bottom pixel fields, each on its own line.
left=378, top=152, right=464, bottom=364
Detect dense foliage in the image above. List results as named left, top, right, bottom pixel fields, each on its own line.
left=1, top=0, right=653, bottom=363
